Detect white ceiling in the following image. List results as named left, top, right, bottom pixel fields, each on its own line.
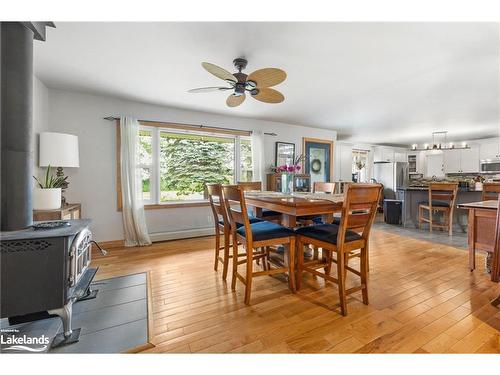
left=34, top=22, right=500, bottom=146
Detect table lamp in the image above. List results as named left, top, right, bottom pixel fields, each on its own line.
left=39, top=132, right=80, bottom=206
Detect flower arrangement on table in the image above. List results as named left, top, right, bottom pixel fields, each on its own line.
left=273, top=155, right=304, bottom=193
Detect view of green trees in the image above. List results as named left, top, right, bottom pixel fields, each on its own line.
left=160, top=133, right=234, bottom=200
left=139, top=130, right=252, bottom=201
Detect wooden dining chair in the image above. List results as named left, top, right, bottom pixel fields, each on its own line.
left=207, top=183, right=261, bottom=281
left=492, top=198, right=500, bottom=306
left=222, top=185, right=296, bottom=304
left=297, top=181, right=338, bottom=226
left=296, top=183, right=382, bottom=316
left=418, top=182, right=459, bottom=236
left=482, top=182, right=500, bottom=201
left=237, top=181, right=282, bottom=223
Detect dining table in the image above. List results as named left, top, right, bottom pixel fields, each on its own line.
left=457, top=200, right=499, bottom=282
left=244, top=191, right=344, bottom=228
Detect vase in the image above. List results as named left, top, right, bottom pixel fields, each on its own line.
left=281, top=173, right=294, bottom=194
left=33, top=188, right=62, bottom=210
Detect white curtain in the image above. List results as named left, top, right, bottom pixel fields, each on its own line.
left=251, top=130, right=265, bottom=183
left=120, top=116, right=152, bottom=247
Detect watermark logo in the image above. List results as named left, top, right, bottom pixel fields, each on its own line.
left=1, top=329, right=49, bottom=353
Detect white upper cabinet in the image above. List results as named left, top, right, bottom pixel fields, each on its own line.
left=394, top=151, right=407, bottom=163
left=426, top=153, right=444, bottom=177
left=443, top=147, right=480, bottom=173
left=479, top=140, right=500, bottom=160
left=443, top=149, right=461, bottom=173
left=374, top=147, right=394, bottom=162
left=460, top=147, right=480, bottom=173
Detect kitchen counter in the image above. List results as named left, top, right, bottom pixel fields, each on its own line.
left=398, top=186, right=481, bottom=192
left=395, top=188, right=482, bottom=231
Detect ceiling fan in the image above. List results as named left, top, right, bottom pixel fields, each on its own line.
left=188, top=58, right=286, bottom=107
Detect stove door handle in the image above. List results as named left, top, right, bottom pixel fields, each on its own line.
left=91, top=241, right=107, bottom=256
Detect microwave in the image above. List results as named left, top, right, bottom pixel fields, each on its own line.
left=480, top=159, right=500, bottom=173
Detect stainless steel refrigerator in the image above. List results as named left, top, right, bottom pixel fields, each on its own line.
left=373, top=162, right=408, bottom=199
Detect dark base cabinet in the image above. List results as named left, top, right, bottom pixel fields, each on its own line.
left=267, top=173, right=311, bottom=192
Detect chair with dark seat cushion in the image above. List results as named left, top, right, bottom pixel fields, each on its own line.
left=418, top=183, right=458, bottom=236
left=417, top=200, right=450, bottom=207
left=223, top=185, right=296, bottom=305
left=207, top=183, right=238, bottom=281
left=482, top=182, right=500, bottom=201
left=295, top=224, right=362, bottom=244
left=238, top=181, right=283, bottom=223
left=237, top=220, right=294, bottom=242
left=219, top=216, right=262, bottom=228
left=296, top=183, right=382, bottom=316
left=298, top=182, right=338, bottom=225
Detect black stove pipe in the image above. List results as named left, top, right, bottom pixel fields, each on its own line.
left=1, top=22, right=35, bottom=231
left=1, top=22, right=54, bottom=231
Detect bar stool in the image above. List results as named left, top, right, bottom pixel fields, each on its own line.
left=482, top=182, right=500, bottom=201
left=295, top=183, right=382, bottom=316
left=491, top=199, right=500, bottom=306
left=418, top=182, right=459, bottom=236
left=222, top=185, right=296, bottom=304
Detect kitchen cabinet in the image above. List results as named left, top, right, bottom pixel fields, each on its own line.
left=480, top=140, right=500, bottom=160
left=443, top=149, right=461, bottom=173
left=407, top=152, right=425, bottom=174
left=426, top=153, right=444, bottom=177
left=394, top=152, right=407, bottom=163
left=374, top=147, right=394, bottom=163
left=443, top=147, right=479, bottom=173
left=460, top=147, right=480, bottom=173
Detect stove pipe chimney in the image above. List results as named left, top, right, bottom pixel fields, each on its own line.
left=1, top=22, right=54, bottom=231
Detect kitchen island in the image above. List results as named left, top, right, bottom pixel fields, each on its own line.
left=396, top=187, right=482, bottom=231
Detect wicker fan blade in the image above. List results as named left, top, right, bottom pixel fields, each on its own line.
left=188, top=87, right=232, bottom=93
left=247, top=68, right=286, bottom=88
left=202, top=62, right=238, bottom=83
left=251, top=88, right=284, bottom=104
left=226, top=93, right=246, bottom=107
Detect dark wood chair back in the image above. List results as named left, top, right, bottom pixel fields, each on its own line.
left=428, top=182, right=459, bottom=207
left=338, top=183, right=383, bottom=240
left=222, top=185, right=253, bottom=243
left=237, top=181, right=263, bottom=191
left=313, top=181, right=336, bottom=194
left=482, top=183, right=500, bottom=201
left=206, top=183, right=230, bottom=229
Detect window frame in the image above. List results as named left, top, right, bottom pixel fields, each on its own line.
left=115, top=120, right=252, bottom=210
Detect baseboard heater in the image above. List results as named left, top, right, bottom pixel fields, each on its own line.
left=149, top=227, right=215, bottom=242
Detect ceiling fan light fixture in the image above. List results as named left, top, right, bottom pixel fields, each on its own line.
left=245, top=80, right=257, bottom=89
left=190, top=58, right=286, bottom=107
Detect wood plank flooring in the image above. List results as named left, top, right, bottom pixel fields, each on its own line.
left=91, top=230, right=500, bottom=353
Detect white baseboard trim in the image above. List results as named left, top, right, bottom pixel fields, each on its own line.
left=149, top=227, right=215, bottom=242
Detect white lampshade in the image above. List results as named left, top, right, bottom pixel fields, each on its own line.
left=39, top=132, right=80, bottom=168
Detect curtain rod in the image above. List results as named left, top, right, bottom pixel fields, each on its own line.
left=103, top=116, right=253, bottom=135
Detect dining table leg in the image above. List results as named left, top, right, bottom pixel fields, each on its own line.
left=282, top=214, right=297, bottom=228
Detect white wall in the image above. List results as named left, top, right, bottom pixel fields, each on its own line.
left=45, top=87, right=337, bottom=242
left=33, top=77, right=49, bottom=179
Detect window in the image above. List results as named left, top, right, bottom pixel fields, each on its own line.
left=135, top=125, right=252, bottom=206
left=352, top=150, right=368, bottom=183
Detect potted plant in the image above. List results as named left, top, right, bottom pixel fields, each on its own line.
left=33, top=165, right=68, bottom=210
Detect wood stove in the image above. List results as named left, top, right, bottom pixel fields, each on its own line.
left=0, top=219, right=100, bottom=344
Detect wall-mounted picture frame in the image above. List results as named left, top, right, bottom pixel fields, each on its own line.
left=275, top=142, right=295, bottom=166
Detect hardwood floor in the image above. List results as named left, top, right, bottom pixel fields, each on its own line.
left=91, top=230, right=500, bottom=353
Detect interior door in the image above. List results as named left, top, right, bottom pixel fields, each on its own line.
left=304, top=140, right=332, bottom=184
